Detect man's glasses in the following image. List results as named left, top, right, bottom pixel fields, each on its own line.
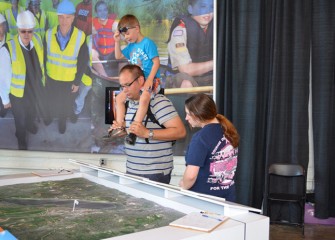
left=118, top=26, right=136, bottom=34
left=19, top=30, right=33, bottom=34
left=120, top=76, right=139, bottom=90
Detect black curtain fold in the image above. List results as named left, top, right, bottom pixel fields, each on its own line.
left=263, top=0, right=311, bottom=220
left=216, top=0, right=232, bottom=115
left=265, top=0, right=310, bottom=170
left=217, top=0, right=335, bottom=218
left=311, top=0, right=335, bottom=219
left=217, top=0, right=272, bottom=208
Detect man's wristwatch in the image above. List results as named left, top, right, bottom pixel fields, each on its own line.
left=148, top=130, right=154, bottom=140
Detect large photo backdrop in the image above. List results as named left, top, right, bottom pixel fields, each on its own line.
left=0, top=0, right=215, bottom=155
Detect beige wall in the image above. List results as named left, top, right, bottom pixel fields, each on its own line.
left=0, top=149, right=314, bottom=190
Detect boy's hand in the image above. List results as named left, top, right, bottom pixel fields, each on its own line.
left=114, top=30, right=121, bottom=42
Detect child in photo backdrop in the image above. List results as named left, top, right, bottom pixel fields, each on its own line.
left=92, top=0, right=118, bottom=77
left=166, top=0, right=214, bottom=88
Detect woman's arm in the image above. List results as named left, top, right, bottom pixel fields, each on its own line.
left=179, top=165, right=200, bottom=189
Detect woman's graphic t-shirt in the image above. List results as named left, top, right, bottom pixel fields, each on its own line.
left=185, top=123, right=238, bottom=199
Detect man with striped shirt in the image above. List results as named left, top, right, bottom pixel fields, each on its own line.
left=111, top=64, right=186, bottom=184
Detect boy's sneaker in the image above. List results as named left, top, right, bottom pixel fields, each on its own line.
left=102, top=127, right=127, bottom=142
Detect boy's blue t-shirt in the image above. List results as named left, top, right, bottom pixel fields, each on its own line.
left=122, top=37, right=161, bottom=79
left=185, top=123, right=238, bottom=200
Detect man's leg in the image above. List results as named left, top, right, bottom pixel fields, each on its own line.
left=10, top=95, right=27, bottom=150
left=72, top=82, right=92, bottom=123
left=53, top=81, right=73, bottom=134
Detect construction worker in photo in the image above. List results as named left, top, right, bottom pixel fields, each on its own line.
left=0, top=10, right=48, bottom=150
left=45, top=0, right=60, bottom=30
left=44, top=0, right=89, bottom=134
left=74, top=0, right=92, bottom=36
left=0, top=13, right=9, bottom=118
left=4, top=0, right=24, bottom=39
left=0, top=0, right=12, bottom=14
left=70, top=34, right=93, bottom=124
left=27, top=0, right=46, bottom=39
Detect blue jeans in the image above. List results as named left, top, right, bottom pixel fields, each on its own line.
left=75, top=82, right=92, bottom=114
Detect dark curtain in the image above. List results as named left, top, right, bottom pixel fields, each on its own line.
left=217, top=0, right=273, bottom=208
left=216, top=0, right=311, bottom=216
left=311, top=0, right=335, bottom=218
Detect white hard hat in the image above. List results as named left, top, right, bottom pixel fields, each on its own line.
left=17, top=10, right=36, bottom=29
left=0, top=13, right=6, bottom=24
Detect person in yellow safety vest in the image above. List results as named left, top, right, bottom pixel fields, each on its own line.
left=0, top=0, right=12, bottom=14
left=18, top=0, right=26, bottom=8
left=71, top=34, right=93, bottom=123
left=0, top=10, right=49, bottom=150
left=44, top=0, right=89, bottom=134
left=4, top=0, right=24, bottom=39
left=27, top=0, right=46, bottom=39
left=0, top=13, right=9, bottom=118
left=45, top=0, right=59, bottom=30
